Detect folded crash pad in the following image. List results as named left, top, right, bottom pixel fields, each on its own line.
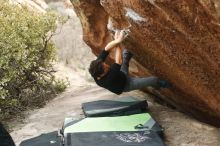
left=63, top=113, right=163, bottom=137
left=62, top=114, right=164, bottom=146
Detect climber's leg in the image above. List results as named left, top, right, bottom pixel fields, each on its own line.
left=120, top=49, right=133, bottom=75
left=123, top=76, right=171, bottom=92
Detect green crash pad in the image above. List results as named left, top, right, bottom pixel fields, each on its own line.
left=64, top=113, right=151, bottom=134
left=81, top=96, right=163, bottom=137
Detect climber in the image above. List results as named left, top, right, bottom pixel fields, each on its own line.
left=89, top=30, right=171, bottom=95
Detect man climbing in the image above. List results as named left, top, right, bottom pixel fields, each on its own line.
left=89, top=30, right=171, bottom=95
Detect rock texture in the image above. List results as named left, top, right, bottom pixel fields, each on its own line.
left=71, top=0, right=220, bottom=127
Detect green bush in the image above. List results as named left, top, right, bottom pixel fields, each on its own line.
left=0, top=0, right=67, bottom=120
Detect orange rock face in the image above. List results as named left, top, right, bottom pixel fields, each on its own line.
left=71, top=0, right=220, bottom=127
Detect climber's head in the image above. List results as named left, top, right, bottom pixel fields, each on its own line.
left=89, top=60, right=110, bottom=78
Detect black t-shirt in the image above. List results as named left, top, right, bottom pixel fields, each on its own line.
left=94, top=50, right=127, bottom=95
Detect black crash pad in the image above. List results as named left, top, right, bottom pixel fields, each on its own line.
left=82, top=96, right=148, bottom=117
left=19, top=131, right=61, bottom=146
left=0, top=123, right=15, bottom=146
left=65, top=131, right=165, bottom=146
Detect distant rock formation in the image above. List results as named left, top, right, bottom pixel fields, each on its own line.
left=70, top=0, right=220, bottom=127
left=9, top=0, right=48, bottom=13
left=8, top=0, right=75, bottom=15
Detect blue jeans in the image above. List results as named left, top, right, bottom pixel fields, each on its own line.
left=121, top=50, right=159, bottom=92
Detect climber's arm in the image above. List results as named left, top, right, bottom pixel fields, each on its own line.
left=115, top=45, right=122, bottom=65
left=104, top=40, right=121, bottom=52
left=114, top=30, right=126, bottom=64
left=96, top=40, right=119, bottom=61
left=98, top=30, right=126, bottom=62
left=104, top=30, right=127, bottom=52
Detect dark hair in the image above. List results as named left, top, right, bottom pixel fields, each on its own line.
left=89, top=59, right=104, bottom=78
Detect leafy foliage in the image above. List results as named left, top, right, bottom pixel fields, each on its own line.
left=0, top=0, right=67, bottom=120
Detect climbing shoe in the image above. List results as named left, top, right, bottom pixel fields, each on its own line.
left=158, top=80, right=172, bottom=88
left=123, top=49, right=133, bottom=61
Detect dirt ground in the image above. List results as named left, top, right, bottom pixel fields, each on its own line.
left=10, top=1, right=220, bottom=146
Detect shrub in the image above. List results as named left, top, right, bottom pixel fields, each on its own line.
left=0, top=0, right=67, bottom=120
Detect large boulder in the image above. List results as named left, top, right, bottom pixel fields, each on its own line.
left=70, top=0, right=220, bottom=127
